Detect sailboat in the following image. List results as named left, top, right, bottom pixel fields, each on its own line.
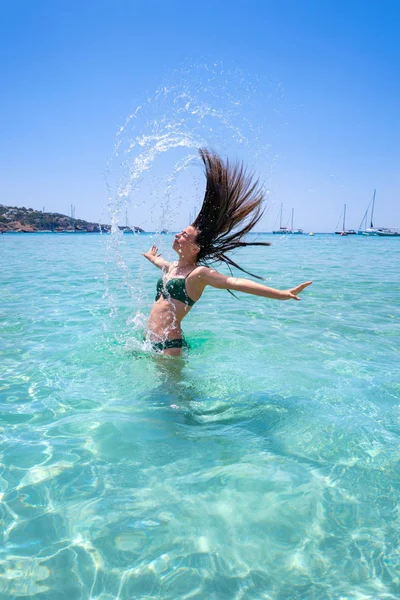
left=376, top=229, right=399, bottom=236
left=362, top=189, right=378, bottom=235
left=290, top=208, right=303, bottom=234
left=357, top=204, right=370, bottom=235
left=272, top=205, right=303, bottom=234
left=335, top=204, right=356, bottom=235
left=272, top=203, right=290, bottom=234
left=358, top=190, right=398, bottom=236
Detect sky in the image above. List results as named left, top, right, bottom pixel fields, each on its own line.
left=1, top=0, right=399, bottom=232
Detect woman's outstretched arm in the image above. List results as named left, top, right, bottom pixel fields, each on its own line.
left=199, top=268, right=312, bottom=301
left=142, top=245, right=171, bottom=270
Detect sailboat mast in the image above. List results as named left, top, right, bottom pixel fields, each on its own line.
left=343, top=204, right=346, bottom=232
left=359, top=208, right=368, bottom=231
left=279, top=203, right=283, bottom=229
left=291, top=208, right=294, bottom=231
left=370, top=189, right=376, bottom=228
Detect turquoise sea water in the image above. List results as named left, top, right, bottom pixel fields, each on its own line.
left=1, top=232, right=400, bottom=599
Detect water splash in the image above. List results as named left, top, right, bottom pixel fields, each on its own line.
left=102, top=63, right=281, bottom=343
left=105, top=63, right=279, bottom=230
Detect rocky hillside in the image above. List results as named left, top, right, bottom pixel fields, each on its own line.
left=0, top=205, right=144, bottom=233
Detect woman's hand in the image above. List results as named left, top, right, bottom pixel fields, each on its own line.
left=142, top=245, right=170, bottom=270
left=142, top=245, right=160, bottom=261
left=282, top=280, right=313, bottom=301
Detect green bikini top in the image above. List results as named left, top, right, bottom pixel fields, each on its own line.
left=155, top=269, right=196, bottom=307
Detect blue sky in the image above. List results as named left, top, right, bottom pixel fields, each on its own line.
left=1, top=0, right=399, bottom=232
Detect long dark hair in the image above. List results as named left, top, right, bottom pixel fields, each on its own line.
left=192, top=148, right=270, bottom=279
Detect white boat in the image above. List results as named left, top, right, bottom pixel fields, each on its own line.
left=375, top=228, right=399, bottom=237
left=335, top=204, right=356, bottom=235
left=359, top=190, right=379, bottom=235
left=273, top=205, right=303, bottom=234
left=358, top=190, right=396, bottom=236
left=290, top=209, right=303, bottom=234
left=273, top=203, right=290, bottom=234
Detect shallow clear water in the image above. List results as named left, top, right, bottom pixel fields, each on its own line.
left=1, top=232, right=400, bottom=599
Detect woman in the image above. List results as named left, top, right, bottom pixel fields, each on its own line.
left=143, top=149, right=312, bottom=356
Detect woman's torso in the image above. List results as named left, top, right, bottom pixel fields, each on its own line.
left=148, top=264, right=204, bottom=341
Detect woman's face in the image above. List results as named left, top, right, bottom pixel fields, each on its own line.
left=172, top=226, right=199, bottom=258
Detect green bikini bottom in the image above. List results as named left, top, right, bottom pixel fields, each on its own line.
left=151, top=338, right=188, bottom=352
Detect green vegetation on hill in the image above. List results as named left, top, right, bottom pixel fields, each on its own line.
left=0, top=205, right=144, bottom=233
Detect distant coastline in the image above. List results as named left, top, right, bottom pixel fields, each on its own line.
left=0, top=205, right=144, bottom=234
left=2, top=205, right=396, bottom=237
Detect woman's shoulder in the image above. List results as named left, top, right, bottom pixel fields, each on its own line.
left=192, top=265, right=211, bottom=276
left=191, top=265, right=221, bottom=281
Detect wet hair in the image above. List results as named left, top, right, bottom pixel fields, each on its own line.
left=192, top=148, right=270, bottom=279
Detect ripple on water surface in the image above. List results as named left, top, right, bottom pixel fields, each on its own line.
left=0, top=233, right=400, bottom=598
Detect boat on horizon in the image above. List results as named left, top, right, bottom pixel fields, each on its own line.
left=273, top=205, right=303, bottom=234
left=290, top=208, right=303, bottom=234
left=335, top=204, right=356, bottom=235
left=358, top=190, right=398, bottom=236
left=375, top=228, right=399, bottom=236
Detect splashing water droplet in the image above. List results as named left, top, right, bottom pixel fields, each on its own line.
left=102, top=63, right=283, bottom=343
